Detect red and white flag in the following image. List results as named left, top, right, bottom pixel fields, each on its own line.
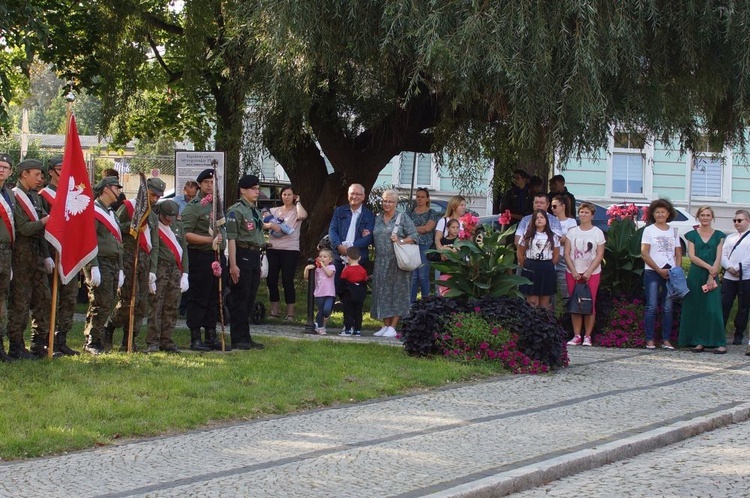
left=44, top=115, right=98, bottom=284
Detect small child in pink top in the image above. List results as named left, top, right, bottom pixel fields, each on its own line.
left=304, top=248, right=336, bottom=334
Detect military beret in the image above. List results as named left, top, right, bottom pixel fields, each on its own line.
left=0, top=153, right=14, bottom=168
left=238, top=174, right=259, bottom=189
left=157, top=199, right=179, bottom=217
left=17, top=159, right=44, bottom=173
left=94, top=176, right=123, bottom=194
left=48, top=156, right=64, bottom=168
left=196, top=169, right=214, bottom=183
left=147, top=177, right=166, bottom=195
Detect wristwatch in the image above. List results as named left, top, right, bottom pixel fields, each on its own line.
left=399, top=239, right=404, bottom=244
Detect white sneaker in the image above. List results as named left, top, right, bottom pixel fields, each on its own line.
left=382, top=326, right=398, bottom=338
left=582, top=336, right=592, bottom=346
left=338, top=329, right=350, bottom=336
left=374, top=326, right=388, bottom=337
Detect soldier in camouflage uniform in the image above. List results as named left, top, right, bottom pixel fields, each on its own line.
left=182, top=168, right=227, bottom=351
left=0, top=153, right=16, bottom=362
left=146, top=200, right=189, bottom=353
left=226, top=174, right=266, bottom=350
left=104, top=177, right=163, bottom=352
left=83, top=177, right=125, bottom=355
left=7, top=159, right=54, bottom=359
left=39, top=155, right=80, bottom=355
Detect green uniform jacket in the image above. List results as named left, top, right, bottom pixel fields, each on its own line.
left=152, top=220, right=189, bottom=273
left=182, top=191, right=227, bottom=252
left=0, top=184, right=15, bottom=245
left=226, top=198, right=265, bottom=246
left=116, top=201, right=160, bottom=274
left=12, top=183, right=50, bottom=259
left=90, top=199, right=124, bottom=267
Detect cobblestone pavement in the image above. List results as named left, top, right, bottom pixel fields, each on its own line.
left=511, top=419, right=750, bottom=498
left=0, top=330, right=749, bottom=497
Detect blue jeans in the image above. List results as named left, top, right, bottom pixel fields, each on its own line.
left=315, top=296, right=335, bottom=328
left=411, top=244, right=431, bottom=303
left=644, top=270, right=674, bottom=342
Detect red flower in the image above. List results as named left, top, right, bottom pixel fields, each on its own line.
left=211, top=261, right=222, bottom=277
left=498, top=210, right=512, bottom=225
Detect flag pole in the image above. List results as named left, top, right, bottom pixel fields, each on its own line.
left=47, top=104, right=73, bottom=359
left=127, top=172, right=149, bottom=353
left=212, top=160, right=226, bottom=352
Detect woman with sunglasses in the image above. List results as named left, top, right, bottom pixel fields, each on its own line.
left=551, top=195, right=577, bottom=306
left=407, top=188, right=438, bottom=303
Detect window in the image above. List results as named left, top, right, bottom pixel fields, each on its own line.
left=691, top=137, right=722, bottom=198
left=611, top=131, right=646, bottom=194
left=399, top=152, right=432, bottom=187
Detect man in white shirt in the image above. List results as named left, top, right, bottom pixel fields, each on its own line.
left=721, top=209, right=750, bottom=349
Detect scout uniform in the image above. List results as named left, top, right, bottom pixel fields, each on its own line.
left=83, top=177, right=124, bottom=354
left=106, top=177, right=163, bottom=351
left=7, top=159, right=53, bottom=359
left=225, top=174, right=265, bottom=349
left=181, top=168, right=227, bottom=351
left=0, top=153, right=15, bottom=362
left=146, top=200, right=189, bottom=352
left=39, top=156, right=81, bottom=355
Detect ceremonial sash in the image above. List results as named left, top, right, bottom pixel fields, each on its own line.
left=94, top=205, right=122, bottom=243
left=0, top=193, right=14, bottom=244
left=158, top=222, right=183, bottom=271
left=12, top=187, right=39, bottom=222
left=125, top=199, right=153, bottom=253
left=40, top=187, right=56, bottom=207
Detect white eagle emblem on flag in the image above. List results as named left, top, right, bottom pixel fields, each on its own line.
left=64, top=176, right=91, bottom=221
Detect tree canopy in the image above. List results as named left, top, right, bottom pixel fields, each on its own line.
left=5, top=0, right=750, bottom=254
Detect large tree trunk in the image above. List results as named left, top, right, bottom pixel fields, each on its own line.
left=213, top=83, right=244, bottom=206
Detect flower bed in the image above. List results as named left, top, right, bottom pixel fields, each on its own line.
left=402, top=296, right=569, bottom=374
left=594, top=294, right=681, bottom=348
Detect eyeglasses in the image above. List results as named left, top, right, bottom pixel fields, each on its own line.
left=551, top=204, right=560, bottom=209
left=733, top=219, right=747, bottom=223
left=0, top=165, right=11, bottom=171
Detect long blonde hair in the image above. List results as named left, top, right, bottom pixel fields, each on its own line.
left=445, top=195, right=467, bottom=219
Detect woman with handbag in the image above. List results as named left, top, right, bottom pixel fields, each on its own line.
left=371, top=190, right=418, bottom=338
left=407, top=187, right=438, bottom=303
left=564, top=202, right=606, bottom=346
left=679, top=206, right=726, bottom=353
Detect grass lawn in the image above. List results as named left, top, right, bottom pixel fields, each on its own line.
left=0, top=322, right=502, bottom=461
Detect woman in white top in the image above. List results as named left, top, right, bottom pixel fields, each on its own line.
left=551, top=194, right=578, bottom=305
left=517, top=209, right=560, bottom=309
left=265, top=186, right=307, bottom=320
left=640, top=198, right=682, bottom=350
left=433, top=195, right=466, bottom=295
left=564, top=202, right=606, bottom=346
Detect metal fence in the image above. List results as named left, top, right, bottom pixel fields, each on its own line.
left=87, top=154, right=176, bottom=198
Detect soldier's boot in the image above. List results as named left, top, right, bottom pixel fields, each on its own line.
left=8, top=340, right=39, bottom=360
left=205, top=329, right=230, bottom=351
left=30, top=336, right=62, bottom=359
left=0, top=338, right=15, bottom=363
left=119, top=327, right=140, bottom=353
left=83, top=335, right=105, bottom=355
left=190, top=330, right=211, bottom=352
left=54, top=331, right=80, bottom=356
left=102, top=322, right=115, bottom=351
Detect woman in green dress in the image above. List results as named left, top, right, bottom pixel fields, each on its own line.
left=679, top=206, right=726, bottom=352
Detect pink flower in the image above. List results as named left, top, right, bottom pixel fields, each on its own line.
left=200, top=194, right=213, bottom=206
left=211, top=261, right=222, bottom=277
left=498, top=210, right=512, bottom=225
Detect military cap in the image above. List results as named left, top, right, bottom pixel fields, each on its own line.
left=158, top=199, right=179, bottom=217
left=0, top=153, right=13, bottom=168
left=196, top=168, right=214, bottom=183
left=238, top=174, right=259, bottom=189
left=147, top=177, right=166, bottom=195
left=94, top=176, right=123, bottom=194
left=17, top=159, right=44, bottom=173
left=48, top=156, right=64, bottom=168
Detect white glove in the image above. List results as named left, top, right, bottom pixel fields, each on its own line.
left=148, top=281, right=157, bottom=294
left=148, top=272, right=156, bottom=285
left=118, top=270, right=125, bottom=289
left=180, top=273, right=189, bottom=293
left=90, top=267, right=101, bottom=287
left=44, top=257, right=55, bottom=274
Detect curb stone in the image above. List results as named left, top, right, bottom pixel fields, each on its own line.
left=428, top=402, right=750, bottom=497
